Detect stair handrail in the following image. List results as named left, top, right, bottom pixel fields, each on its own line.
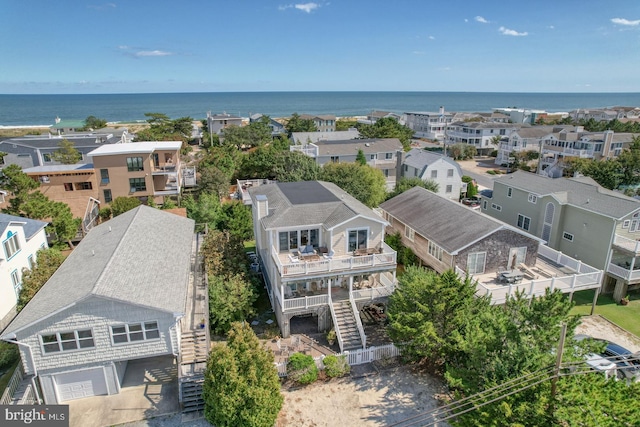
left=349, top=293, right=367, bottom=349
left=0, top=363, right=24, bottom=405
left=328, top=296, right=345, bottom=352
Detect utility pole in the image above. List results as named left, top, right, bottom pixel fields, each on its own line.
left=550, top=322, right=567, bottom=419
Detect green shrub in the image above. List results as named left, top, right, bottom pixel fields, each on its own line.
left=287, top=352, right=318, bottom=384
left=490, top=150, right=498, bottom=157
left=0, top=341, right=19, bottom=370
left=98, top=207, right=112, bottom=222
left=486, top=170, right=496, bottom=175
left=323, top=355, right=350, bottom=378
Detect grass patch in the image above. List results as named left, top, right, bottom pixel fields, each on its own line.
left=570, top=289, right=640, bottom=337
left=244, top=240, right=256, bottom=253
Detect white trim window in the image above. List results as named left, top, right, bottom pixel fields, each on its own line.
left=517, top=214, right=531, bottom=231
left=3, top=231, right=21, bottom=259
left=41, top=329, right=95, bottom=354
left=467, top=252, right=487, bottom=275
left=348, top=229, right=368, bottom=252
left=563, top=231, right=574, bottom=242
left=623, top=220, right=630, bottom=229
left=111, top=322, right=160, bottom=344
left=405, top=225, right=415, bottom=241
left=528, top=193, right=537, bottom=204
left=491, top=203, right=502, bottom=211
left=428, top=241, right=443, bottom=261
left=507, top=187, right=512, bottom=197
left=11, top=269, right=21, bottom=298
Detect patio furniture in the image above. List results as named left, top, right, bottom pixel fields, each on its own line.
left=499, top=269, right=524, bottom=284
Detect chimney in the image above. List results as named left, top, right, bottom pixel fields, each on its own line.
left=396, top=149, right=404, bottom=182
left=255, top=195, right=268, bottom=219
left=439, top=106, right=445, bottom=115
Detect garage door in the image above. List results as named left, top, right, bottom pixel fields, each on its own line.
left=55, top=367, right=108, bottom=401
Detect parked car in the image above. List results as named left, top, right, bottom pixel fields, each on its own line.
left=601, top=341, right=640, bottom=380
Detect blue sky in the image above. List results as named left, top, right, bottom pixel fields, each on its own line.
left=1, top=0, right=639, bottom=94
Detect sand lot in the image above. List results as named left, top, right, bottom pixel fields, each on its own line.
left=276, top=364, right=450, bottom=427
left=575, top=315, right=640, bottom=352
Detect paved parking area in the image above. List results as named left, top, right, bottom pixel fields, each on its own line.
left=67, top=355, right=179, bottom=427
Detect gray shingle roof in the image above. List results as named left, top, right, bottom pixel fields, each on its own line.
left=249, top=181, right=384, bottom=230
left=403, top=148, right=462, bottom=177
left=495, top=171, right=640, bottom=219
left=291, top=130, right=360, bottom=144
left=2, top=206, right=194, bottom=336
left=314, top=138, right=402, bottom=156
left=0, top=214, right=48, bottom=240
left=380, top=186, right=517, bottom=254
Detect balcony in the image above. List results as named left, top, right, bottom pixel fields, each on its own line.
left=290, top=144, right=319, bottom=157
left=271, top=242, right=397, bottom=279
left=543, top=146, right=594, bottom=158
left=612, top=234, right=640, bottom=255
left=606, top=262, right=640, bottom=283
left=152, top=162, right=179, bottom=175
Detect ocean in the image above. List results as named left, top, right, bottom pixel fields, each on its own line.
left=1, top=91, right=640, bottom=127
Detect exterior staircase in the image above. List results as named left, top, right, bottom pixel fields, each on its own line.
left=331, top=301, right=363, bottom=351
left=179, top=329, right=208, bottom=417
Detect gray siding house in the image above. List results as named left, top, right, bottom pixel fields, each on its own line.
left=381, top=186, right=602, bottom=304
left=482, top=171, right=639, bottom=301
left=399, top=148, right=463, bottom=200
left=1, top=206, right=197, bottom=404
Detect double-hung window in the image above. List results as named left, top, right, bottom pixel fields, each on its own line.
left=129, top=178, right=146, bottom=192
left=11, top=270, right=21, bottom=298
left=405, top=226, right=415, bottom=241
left=111, top=322, right=160, bottom=344
left=3, top=231, right=20, bottom=259
left=100, top=168, right=110, bottom=184
left=517, top=214, right=531, bottom=231
left=428, top=241, right=443, bottom=261
left=41, top=330, right=95, bottom=354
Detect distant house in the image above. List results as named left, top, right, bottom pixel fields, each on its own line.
left=23, top=164, right=98, bottom=220
left=0, top=206, right=205, bottom=404
left=206, top=112, right=243, bottom=135
left=380, top=186, right=602, bottom=304
left=445, top=121, right=520, bottom=155
left=290, top=130, right=360, bottom=145
left=0, top=214, right=48, bottom=331
left=492, top=108, right=549, bottom=124
left=250, top=114, right=286, bottom=137
left=290, top=138, right=403, bottom=188
left=87, top=141, right=184, bottom=206
left=51, top=117, right=86, bottom=134
left=299, top=114, right=336, bottom=132
left=404, top=107, right=454, bottom=140
left=357, top=111, right=403, bottom=125
left=569, top=109, right=623, bottom=122
left=0, top=131, right=129, bottom=170
left=398, top=148, right=463, bottom=200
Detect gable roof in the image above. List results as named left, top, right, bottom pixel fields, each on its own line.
left=380, top=186, right=541, bottom=254
left=249, top=181, right=386, bottom=230
left=313, top=138, right=402, bottom=157
left=495, top=171, right=640, bottom=219
left=402, top=148, right=462, bottom=176
left=0, top=214, right=48, bottom=240
left=2, top=206, right=194, bottom=336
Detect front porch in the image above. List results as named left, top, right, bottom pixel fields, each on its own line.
left=608, top=235, right=640, bottom=286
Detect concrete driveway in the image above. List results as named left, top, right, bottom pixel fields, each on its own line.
left=67, top=355, right=180, bottom=427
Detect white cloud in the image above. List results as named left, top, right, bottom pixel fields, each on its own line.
left=279, top=3, right=320, bottom=13
left=474, top=16, right=489, bottom=24
left=295, top=3, right=319, bottom=13
left=611, top=17, right=640, bottom=26
left=464, top=18, right=469, bottom=23
left=135, top=50, right=173, bottom=57
left=428, top=35, right=435, bottom=40
left=499, top=26, right=528, bottom=36
left=548, top=25, right=555, bottom=29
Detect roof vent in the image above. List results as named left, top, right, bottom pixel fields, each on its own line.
left=365, top=143, right=370, bottom=147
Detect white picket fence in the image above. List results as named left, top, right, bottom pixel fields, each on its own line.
left=274, top=343, right=401, bottom=377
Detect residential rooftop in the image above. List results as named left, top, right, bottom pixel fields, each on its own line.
left=0, top=213, right=48, bottom=241
left=87, top=141, right=182, bottom=156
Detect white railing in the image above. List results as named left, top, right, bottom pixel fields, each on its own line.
left=273, top=343, right=401, bottom=376
left=282, top=294, right=329, bottom=311
left=613, top=234, right=640, bottom=253
left=272, top=245, right=397, bottom=278
left=607, top=262, right=640, bottom=282
left=351, top=284, right=395, bottom=301
left=349, top=294, right=367, bottom=349
left=0, top=364, right=24, bottom=405
left=475, top=272, right=602, bottom=305
left=290, top=144, right=319, bottom=157
left=328, top=300, right=345, bottom=353
left=19, top=384, right=36, bottom=405
left=537, top=245, right=600, bottom=274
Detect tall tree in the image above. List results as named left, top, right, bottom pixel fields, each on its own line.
left=17, top=248, right=66, bottom=311
left=357, top=117, right=414, bottom=151
left=321, top=162, right=387, bottom=207
left=616, top=135, right=640, bottom=186
left=51, top=139, right=82, bottom=164
left=285, top=113, right=317, bottom=134
left=208, top=274, right=256, bottom=334
left=387, top=177, right=439, bottom=200
left=202, top=322, right=283, bottom=427
left=82, top=115, right=107, bottom=130
left=355, top=149, right=367, bottom=165
left=0, top=164, right=40, bottom=215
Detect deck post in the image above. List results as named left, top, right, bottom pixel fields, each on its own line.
left=590, top=287, right=599, bottom=315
